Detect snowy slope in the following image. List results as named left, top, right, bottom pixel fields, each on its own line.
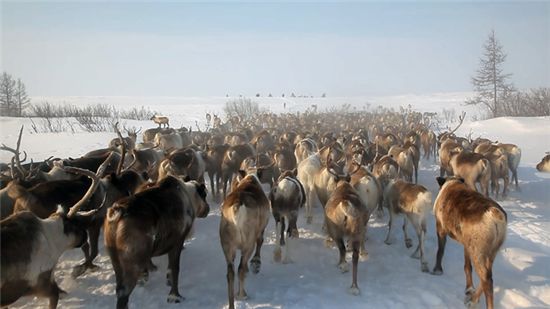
left=1, top=95, right=549, bottom=309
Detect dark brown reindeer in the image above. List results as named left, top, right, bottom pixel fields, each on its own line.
left=104, top=176, right=209, bottom=309
left=432, top=176, right=507, bottom=309
left=220, top=168, right=270, bottom=309
left=1, top=167, right=100, bottom=309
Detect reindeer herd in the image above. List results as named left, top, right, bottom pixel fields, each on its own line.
left=0, top=110, right=549, bottom=309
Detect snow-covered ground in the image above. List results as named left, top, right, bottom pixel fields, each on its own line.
left=1, top=95, right=549, bottom=309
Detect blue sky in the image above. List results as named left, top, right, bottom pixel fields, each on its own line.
left=1, top=1, right=548, bottom=96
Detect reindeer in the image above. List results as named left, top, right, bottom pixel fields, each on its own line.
left=496, top=143, right=522, bottom=190
left=432, top=176, right=507, bottom=309
left=150, top=115, right=170, bottom=128
left=348, top=161, right=382, bottom=255
left=324, top=165, right=368, bottom=296
left=104, top=176, right=209, bottom=309
left=383, top=179, right=432, bottom=272
left=142, top=127, right=175, bottom=143
left=158, top=147, right=205, bottom=183
left=297, top=143, right=344, bottom=224
left=450, top=151, right=492, bottom=197
left=220, top=168, right=270, bottom=309
left=220, top=143, right=256, bottom=197
left=203, top=144, right=230, bottom=197
left=536, top=152, right=550, bottom=172
left=1, top=167, right=100, bottom=309
left=474, top=144, right=509, bottom=199
left=439, top=139, right=464, bottom=177
left=294, top=138, right=318, bottom=164
left=420, top=129, right=437, bottom=160
left=154, top=131, right=183, bottom=153
left=388, top=145, right=415, bottom=183
left=269, top=169, right=306, bottom=264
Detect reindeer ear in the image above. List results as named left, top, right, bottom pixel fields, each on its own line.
left=238, top=170, right=246, bottom=179
left=436, top=177, right=446, bottom=187
left=256, top=168, right=264, bottom=180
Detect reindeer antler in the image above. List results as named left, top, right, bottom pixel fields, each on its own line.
left=448, top=111, right=466, bottom=135
left=63, top=166, right=100, bottom=218
left=114, top=122, right=126, bottom=175
left=1, top=126, right=26, bottom=179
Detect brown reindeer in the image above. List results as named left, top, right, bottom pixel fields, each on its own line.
left=324, top=167, right=368, bottom=296
left=438, top=139, right=464, bottom=177
left=432, top=176, right=507, bottom=309
left=150, top=115, right=170, bottom=128
left=220, top=169, right=270, bottom=309
left=104, top=176, right=209, bottom=309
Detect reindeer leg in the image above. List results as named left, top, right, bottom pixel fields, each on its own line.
left=432, top=224, right=447, bottom=275
left=349, top=239, right=361, bottom=295
left=463, top=249, right=475, bottom=304
left=283, top=214, right=297, bottom=263
left=237, top=248, right=253, bottom=300
left=250, top=229, right=265, bottom=274
left=306, top=189, right=315, bottom=224
left=166, top=242, right=184, bottom=303
left=384, top=208, right=394, bottom=245
left=273, top=216, right=282, bottom=263
left=402, top=217, right=412, bottom=249
left=222, top=241, right=237, bottom=309
left=336, top=237, right=349, bottom=273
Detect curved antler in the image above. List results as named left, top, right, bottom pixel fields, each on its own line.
left=1, top=126, right=27, bottom=179
left=114, top=122, right=126, bottom=175
left=64, top=167, right=100, bottom=218
left=448, top=111, right=466, bottom=135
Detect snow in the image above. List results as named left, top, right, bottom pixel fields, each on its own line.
left=1, top=95, right=549, bottom=309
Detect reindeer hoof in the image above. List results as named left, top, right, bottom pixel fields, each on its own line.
left=338, top=262, right=349, bottom=273
left=291, top=229, right=299, bottom=238
left=273, top=248, right=282, bottom=263
left=349, top=286, right=360, bottom=296
left=421, top=263, right=429, bottom=273
left=71, top=263, right=99, bottom=278
left=235, top=291, right=248, bottom=300
left=167, top=294, right=184, bottom=303
left=147, top=260, right=158, bottom=272
left=432, top=268, right=443, bottom=275
left=384, top=239, right=392, bottom=245
left=464, top=289, right=478, bottom=308
left=250, top=257, right=261, bottom=274
left=325, top=238, right=335, bottom=248
left=137, top=271, right=150, bottom=286
left=405, top=239, right=413, bottom=248
left=282, top=256, right=293, bottom=264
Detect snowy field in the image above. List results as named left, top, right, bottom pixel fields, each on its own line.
left=1, top=95, right=549, bottom=309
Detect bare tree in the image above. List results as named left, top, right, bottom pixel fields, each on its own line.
left=0, top=72, right=16, bottom=116
left=223, top=98, right=263, bottom=122
left=15, top=78, right=30, bottom=117
left=466, top=30, right=513, bottom=118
